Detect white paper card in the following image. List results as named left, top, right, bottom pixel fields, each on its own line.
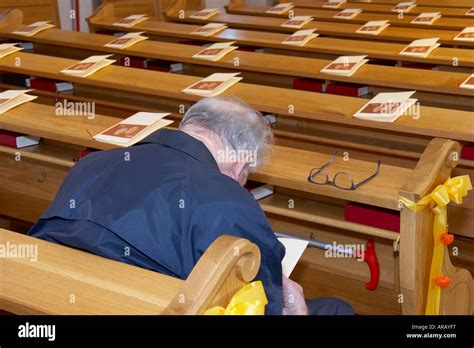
left=278, top=237, right=309, bottom=277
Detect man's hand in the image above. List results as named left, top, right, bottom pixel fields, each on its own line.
left=282, top=275, right=308, bottom=315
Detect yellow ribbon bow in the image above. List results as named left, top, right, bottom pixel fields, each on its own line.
left=398, top=175, right=472, bottom=315
left=204, top=280, right=268, bottom=315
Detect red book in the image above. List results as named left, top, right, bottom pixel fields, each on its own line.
left=0, top=130, right=40, bottom=149
left=344, top=203, right=400, bottom=232
left=28, top=78, right=73, bottom=92
left=461, top=144, right=474, bottom=160
left=293, top=78, right=326, bottom=92
left=325, top=82, right=369, bottom=97
left=120, top=57, right=147, bottom=69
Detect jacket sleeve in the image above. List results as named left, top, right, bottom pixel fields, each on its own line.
left=190, top=199, right=286, bottom=315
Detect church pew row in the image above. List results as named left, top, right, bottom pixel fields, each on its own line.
left=0, top=228, right=262, bottom=315
left=282, top=0, right=471, bottom=17
left=0, top=10, right=472, bottom=100
left=0, top=101, right=472, bottom=314
left=1, top=50, right=473, bottom=238
left=227, top=0, right=473, bottom=31
left=0, top=52, right=472, bottom=146
left=306, top=0, right=474, bottom=7
left=163, top=6, right=474, bottom=47
left=86, top=3, right=474, bottom=68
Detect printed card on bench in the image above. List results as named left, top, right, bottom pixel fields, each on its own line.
left=278, top=237, right=309, bottom=277
left=12, top=21, right=54, bottom=37
left=354, top=91, right=417, bottom=123
left=190, top=8, right=220, bottom=20
left=391, top=2, right=416, bottom=13
left=113, top=14, right=148, bottom=28
left=104, top=32, right=148, bottom=49
left=323, top=0, right=347, bottom=9
left=334, top=8, right=362, bottom=20
left=356, top=20, right=390, bottom=35
left=280, top=16, right=314, bottom=29
left=460, top=74, right=474, bottom=90
left=0, top=43, right=23, bottom=59
left=182, top=73, right=242, bottom=97
left=60, top=55, right=116, bottom=78
left=399, top=38, right=440, bottom=58
left=191, top=23, right=228, bottom=36
left=93, top=112, right=173, bottom=147
left=192, top=42, right=238, bottom=61
left=281, top=29, right=318, bottom=46
left=465, top=8, right=474, bottom=16
left=0, top=89, right=38, bottom=114
left=454, top=27, right=474, bottom=42
left=411, top=12, right=441, bottom=25
left=320, top=55, right=368, bottom=76
left=266, top=2, right=294, bottom=14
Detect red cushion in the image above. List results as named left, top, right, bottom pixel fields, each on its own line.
left=344, top=204, right=400, bottom=232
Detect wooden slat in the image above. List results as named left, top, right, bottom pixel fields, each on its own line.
left=87, top=11, right=474, bottom=67
left=0, top=23, right=471, bottom=97
left=228, top=3, right=473, bottom=31
left=167, top=11, right=474, bottom=47
left=0, top=52, right=472, bottom=143
left=287, top=0, right=471, bottom=17
left=0, top=0, right=59, bottom=26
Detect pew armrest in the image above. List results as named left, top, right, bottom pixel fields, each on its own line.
left=162, top=235, right=261, bottom=314
left=0, top=228, right=260, bottom=315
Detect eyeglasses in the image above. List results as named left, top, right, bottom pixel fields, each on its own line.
left=307, top=152, right=381, bottom=190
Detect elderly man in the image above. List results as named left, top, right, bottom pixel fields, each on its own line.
left=29, top=96, right=353, bottom=315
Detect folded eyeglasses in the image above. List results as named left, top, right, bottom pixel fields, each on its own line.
left=307, top=152, right=381, bottom=190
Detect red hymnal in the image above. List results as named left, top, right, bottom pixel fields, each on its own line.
left=29, top=78, right=73, bottom=92
left=293, top=78, right=326, bottom=92
left=461, top=144, right=474, bottom=160
left=0, top=130, right=40, bottom=149
left=345, top=203, right=400, bottom=232
left=325, top=83, right=369, bottom=97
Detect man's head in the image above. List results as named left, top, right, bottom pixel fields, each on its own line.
left=179, top=97, right=273, bottom=186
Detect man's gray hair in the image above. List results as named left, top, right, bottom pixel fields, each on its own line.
left=179, top=97, right=273, bottom=169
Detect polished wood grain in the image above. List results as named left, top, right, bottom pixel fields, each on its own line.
left=0, top=13, right=471, bottom=97
left=87, top=6, right=474, bottom=67
left=0, top=228, right=260, bottom=315
left=228, top=2, right=474, bottom=30
left=285, top=0, right=471, bottom=17
left=0, top=0, right=59, bottom=26
left=1, top=52, right=472, bottom=144
left=166, top=11, right=474, bottom=47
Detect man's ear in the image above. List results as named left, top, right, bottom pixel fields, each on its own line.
left=233, top=160, right=249, bottom=186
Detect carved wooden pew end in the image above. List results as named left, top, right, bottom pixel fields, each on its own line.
left=0, top=229, right=261, bottom=315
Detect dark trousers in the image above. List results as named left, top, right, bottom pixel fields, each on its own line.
left=306, top=297, right=355, bottom=315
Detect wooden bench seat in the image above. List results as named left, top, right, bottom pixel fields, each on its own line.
left=285, top=0, right=471, bottom=17
left=0, top=11, right=471, bottom=99
left=330, top=0, right=474, bottom=7
left=1, top=52, right=472, bottom=144
left=87, top=4, right=474, bottom=67
left=0, top=228, right=262, bottom=315
left=165, top=10, right=473, bottom=47
left=227, top=1, right=473, bottom=31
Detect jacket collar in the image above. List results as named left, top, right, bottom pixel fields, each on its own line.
left=136, top=129, right=219, bottom=171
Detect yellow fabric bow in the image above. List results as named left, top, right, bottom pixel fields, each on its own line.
left=398, top=175, right=472, bottom=315
left=204, top=280, right=268, bottom=315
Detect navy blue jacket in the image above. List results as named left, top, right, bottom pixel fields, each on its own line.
left=28, top=129, right=285, bottom=314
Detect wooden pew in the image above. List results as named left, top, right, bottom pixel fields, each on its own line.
left=227, top=0, right=473, bottom=31
left=0, top=0, right=59, bottom=27
left=0, top=51, right=472, bottom=144
left=163, top=7, right=473, bottom=47
left=0, top=228, right=262, bottom=314
left=284, top=0, right=471, bottom=17
left=87, top=3, right=474, bottom=68
left=318, top=0, right=474, bottom=7
left=0, top=10, right=472, bottom=100
left=0, top=101, right=471, bottom=314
